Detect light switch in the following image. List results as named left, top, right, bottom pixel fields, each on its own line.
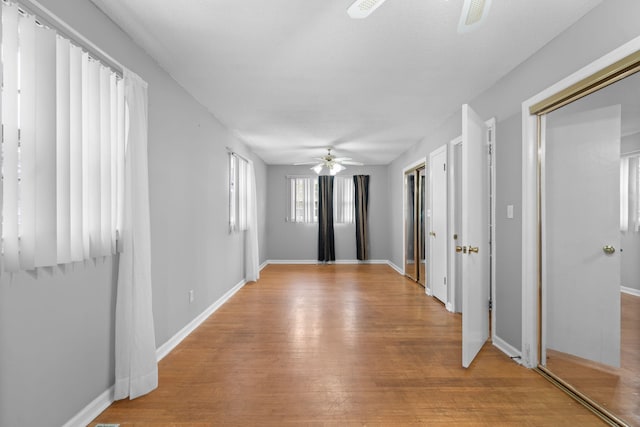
left=507, top=205, right=514, bottom=219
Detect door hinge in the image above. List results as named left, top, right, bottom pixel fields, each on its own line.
left=488, top=299, right=493, bottom=310
left=444, top=277, right=447, bottom=286
left=443, top=163, right=446, bottom=172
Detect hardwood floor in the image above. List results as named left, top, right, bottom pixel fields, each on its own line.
left=91, top=264, right=602, bottom=426
left=546, top=292, right=640, bottom=426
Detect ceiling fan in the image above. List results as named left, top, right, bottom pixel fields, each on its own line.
left=347, top=0, right=492, bottom=33
left=294, top=148, right=364, bottom=175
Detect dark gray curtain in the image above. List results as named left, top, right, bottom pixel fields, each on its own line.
left=318, top=175, right=335, bottom=262
left=354, top=175, right=370, bottom=261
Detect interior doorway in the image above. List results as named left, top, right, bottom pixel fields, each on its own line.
left=404, top=163, right=426, bottom=287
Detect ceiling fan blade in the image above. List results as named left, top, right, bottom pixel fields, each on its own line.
left=341, top=160, right=364, bottom=166
left=332, top=157, right=352, bottom=162
left=458, top=0, right=492, bottom=33
left=293, top=161, right=320, bottom=165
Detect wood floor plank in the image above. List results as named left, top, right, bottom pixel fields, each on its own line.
left=91, top=264, right=603, bottom=426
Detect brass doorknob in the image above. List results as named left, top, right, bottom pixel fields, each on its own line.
left=456, top=246, right=467, bottom=254
left=468, top=246, right=479, bottom=254
left=603, top=245, right=615, bottom=255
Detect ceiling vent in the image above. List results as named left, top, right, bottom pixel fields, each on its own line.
left=347, top=0, right=388, bottom=19
left=458, top=0, right=492, bottom=33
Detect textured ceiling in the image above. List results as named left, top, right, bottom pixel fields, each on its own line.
left=90, top=0, right=602, bottom=165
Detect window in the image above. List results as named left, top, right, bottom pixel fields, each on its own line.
left=285, top=175, right=355, bottom=224
left=334, top=176, right=354, bottom=224
left=286, top=176, right=318, bottom=223
left=621, top=155, right=640, bottom=232
left=1, top=2, right=124, bottom=272
left=229, top=152, right=250, bottom=232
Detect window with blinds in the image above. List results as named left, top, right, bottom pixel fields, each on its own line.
left=333, top=176, right=354, bottom=224
left=1, top=2, right=125, bottom=272
left=285, top=175, right=355, bottom=224
left=286, top=176, right=318, bottom=223
left=229, top=153, right=250, bottom=232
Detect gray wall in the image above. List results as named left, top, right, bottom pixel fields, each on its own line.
left=266, top=165, right=390, bottom=261
left=0, top=1, right=267, bottom=426
left=387, top=0, right=640, bottom=351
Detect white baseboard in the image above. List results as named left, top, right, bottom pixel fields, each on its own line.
left=266, top=259, right=319, bottom=264
left=259, top=260, right=269, bottom=271
left=66, top=278, right=249, bottom=427
left=621, top=286, right=640, bottom=297
left=493, top=334, right=523, bottom=365
left=266, top=259, right=392, bottom=266
left=62, top=387, right=114, bottom=427
left=156, top=278, right=247, bottom=361
left=387, top=261, right=404, bottom=275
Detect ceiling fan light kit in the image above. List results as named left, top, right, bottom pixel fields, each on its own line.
left=347, top=0, right=388, bottom=19
left=295, top=148, right=363, bottom=175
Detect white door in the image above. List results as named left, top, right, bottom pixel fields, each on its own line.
left=429, top=145, right=448, bottom=304
left=461, top=104, right=490, bottom=368
left=544, top=105, right=621, bottom=368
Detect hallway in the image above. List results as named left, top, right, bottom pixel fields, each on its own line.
left=92, top=264, right=602, bottom=425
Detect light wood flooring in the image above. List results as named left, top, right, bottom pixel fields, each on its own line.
left=546, top=292, right=640, bottom=426
left=92, top=264, right=603, bottom=426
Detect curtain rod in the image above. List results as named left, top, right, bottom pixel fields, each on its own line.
left=225, top=147, right=251, bottom=164
left=17, top=0, right=125, bottom=75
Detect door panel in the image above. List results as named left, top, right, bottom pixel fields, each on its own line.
left=544, top=105, right=621, bottom=368
left=405, top=172, right=417, bottom=281
left=429, top=146, right=448, bottom=304
left=461, top=104, right=490, bottom=368
left=418, top=168, right=427, bottom=287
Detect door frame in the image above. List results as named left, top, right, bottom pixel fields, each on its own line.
left=402, top=158, right=427, bottom=280
left=521, top=36, right=640, bottom=370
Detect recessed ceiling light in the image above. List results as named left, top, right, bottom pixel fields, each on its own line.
left=347, top=0, right=388, bottom=19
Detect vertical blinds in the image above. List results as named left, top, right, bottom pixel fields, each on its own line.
left=1, top=2, right=125, bottom=272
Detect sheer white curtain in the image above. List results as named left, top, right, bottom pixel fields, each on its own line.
left=114, top=69, right=157, bottom=400
left=245, top=162, right=260, bottom=282
left=333, top=176, right=354, bottom=224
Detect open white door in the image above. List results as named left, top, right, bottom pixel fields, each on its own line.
left=544, top=105, right=621, bottom=368
left=460, top=104, right=490, bottom=368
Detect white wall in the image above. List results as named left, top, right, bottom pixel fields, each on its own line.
left=0, top=1, right=267, bottom=426
left=387, top=0, right=640, bottom=351
left=266, top=165, right=390, bottom=262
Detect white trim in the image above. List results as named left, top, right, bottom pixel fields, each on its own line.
left=266, top=259, right=320, bottom=265
left=259, top=260, right=269, bottom=271
left=492, top=335, right=523, bottom=365
left=65, top=277, right=249, bottom=426
left=446, top=301, right=454, bottom=312
left=156, top=278, right=247, bottom=361
left=387, top=260, right=404, bottom=275
left=621, top=286, right=640, bottom=297
left=448, top=136, right=463, bottom=313
left=62, top=387, right=114, bottom=427
left=487, top=117, right=497, bottom=345
left=521, top=35, right=640, bottom=370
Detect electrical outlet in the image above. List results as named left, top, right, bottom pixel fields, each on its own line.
left=189, top=290, right=195, bottom=304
